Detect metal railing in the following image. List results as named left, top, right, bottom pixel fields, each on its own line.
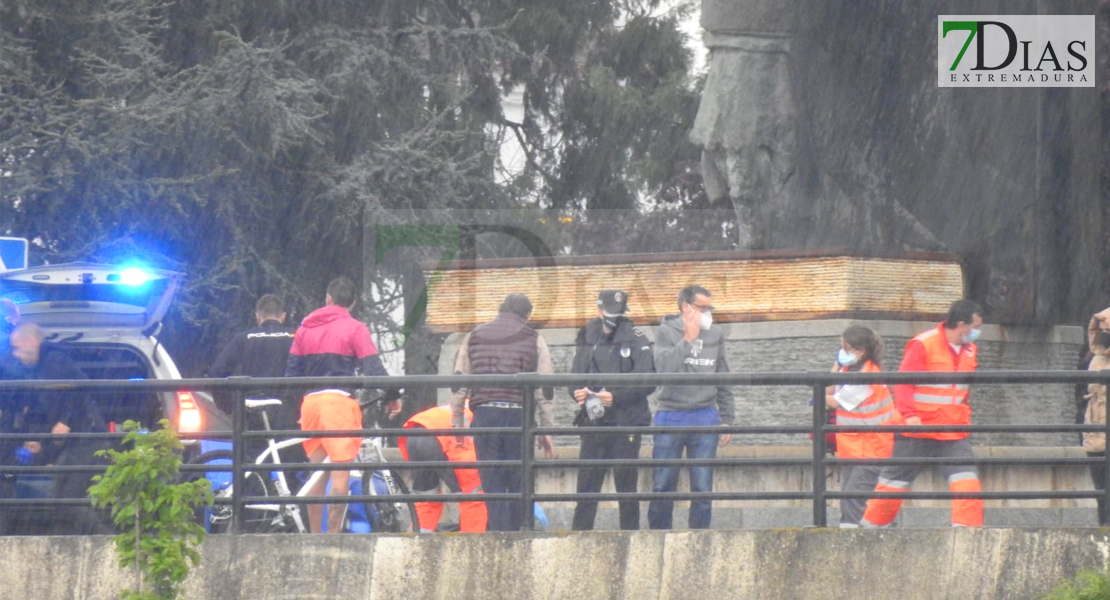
left=1, top=370, right=1108, bottom=532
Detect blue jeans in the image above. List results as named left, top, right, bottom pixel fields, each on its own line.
left=648, top=407, right=720, bottom=530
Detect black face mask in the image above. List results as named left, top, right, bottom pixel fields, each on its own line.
left=1098, top=330, right=1110, bottom=348
left=602, top=316, right=623, bottom=331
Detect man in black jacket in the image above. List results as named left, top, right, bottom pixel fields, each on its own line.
left=11, top=322, right=110, bottom=533
left=208, top=294, right=295, bottom=385
left=208, top=294, right=297, bottom=436
left=569, top=290, right=655, bottom=530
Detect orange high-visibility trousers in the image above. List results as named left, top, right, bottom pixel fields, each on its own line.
left=949, top=475, right=983, bottom=527
left=412, top=440, right=487, bottom=533
left=861, top=482, right=906, bottom=527
left=861, top=436, right=983, bottom=527
left=863, top=476, right=983, bottom=527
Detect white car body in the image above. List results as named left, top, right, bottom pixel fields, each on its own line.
left=0, top=262, right=231, bottom=445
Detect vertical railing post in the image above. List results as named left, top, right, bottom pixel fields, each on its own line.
left=521, top=385, right=536, bottom=532
left=230, top=379, right=247, bottom=535
left=812, top=381, right=828, bottom=527
left=1103, top=372, right=1110, bottom=526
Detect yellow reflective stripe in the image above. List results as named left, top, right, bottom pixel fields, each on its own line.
left=877, top=477, right=910, bottom=489
left=856, top=397, right=894, bottom=413
left=836, top=412, right=897, bottom=426
left=913, top=393, right=962, bottom=405
left=836, top=398, right=895, bottom=421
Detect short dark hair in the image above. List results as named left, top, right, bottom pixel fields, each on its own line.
left=327, top=277, right=357, bottom=308
left=255, top=294, right=284, bottom=317
left=944, top=299, right=983, bottom=329
left=676, top=285, right=711, bottom=311
left=499, top=293, right=533, bottom=319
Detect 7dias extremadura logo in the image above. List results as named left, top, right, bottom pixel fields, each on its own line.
left=938, top=15, right=1094, bottom=87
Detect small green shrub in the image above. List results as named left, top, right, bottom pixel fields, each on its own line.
left=88, top=420, right=213, bottom=600
left=1041, top=568, right=1110, bottom=600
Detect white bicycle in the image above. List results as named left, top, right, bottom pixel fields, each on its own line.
left=183, top=396, right=417, bottom=533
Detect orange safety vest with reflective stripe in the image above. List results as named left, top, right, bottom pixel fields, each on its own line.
left=904, top=326, right=978, bottom=441
left=398, top=405, right=474, bottom=459
left=834, top=361, right=900, bottom=459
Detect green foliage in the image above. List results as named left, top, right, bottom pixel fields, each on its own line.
left=88, top=420, right=213, bottom=600
left=0, top=0, right=713, bottom=375
left=1041, top=569, right=1110, bottom=600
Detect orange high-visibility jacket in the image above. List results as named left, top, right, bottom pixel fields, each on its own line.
left=904, top=326, right=978, bottom=441
left=399, top=405, right=474, bottom=459
left=834, top=361, right=900, bottom=459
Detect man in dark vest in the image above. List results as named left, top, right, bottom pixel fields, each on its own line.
left=450, top=293, right=555, bottom=531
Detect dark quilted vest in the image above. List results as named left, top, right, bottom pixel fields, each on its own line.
left=467, top=313, right=539, bottom=406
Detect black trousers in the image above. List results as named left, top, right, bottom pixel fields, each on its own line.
left=1089, top=452, right=1109, bottom=526
left=407, top=434, right=462, bottom=493
left=572, top=430, right=642, bottom=531
left=472, top=406, right=524, bottom=532
left=49, top=438, right=113, bottom=535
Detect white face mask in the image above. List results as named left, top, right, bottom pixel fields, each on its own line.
left=699, top=310, right=713, bottom=331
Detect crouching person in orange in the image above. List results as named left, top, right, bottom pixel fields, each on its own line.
left=861, top=299, right=984, bottom=528
left=399, top=405, right=487, bottom=533
left=825, top=325, right=900, bottom=528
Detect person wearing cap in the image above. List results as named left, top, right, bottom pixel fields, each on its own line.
left=568, top=290, right=655, bottom=530
left=648, top=284, right=735, bottom=530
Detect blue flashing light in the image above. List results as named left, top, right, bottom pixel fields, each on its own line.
left=1, top=292, right=30, bottom=305
left=119, top=267, right=153, bottom=286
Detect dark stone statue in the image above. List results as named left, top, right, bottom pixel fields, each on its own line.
left=692, top=0, right=1106, bottom=324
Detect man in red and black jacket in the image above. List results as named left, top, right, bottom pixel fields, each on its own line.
left=285, top=276, right=401, bottom=533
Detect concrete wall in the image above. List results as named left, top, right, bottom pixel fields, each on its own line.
left=527, top=445, right=1100, bottom=530
left=438, top=319, right=1087, bottom=447
left=7, top=528, right=1110, bottom=600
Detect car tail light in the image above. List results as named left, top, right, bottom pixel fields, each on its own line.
left=178, top=392, right=202, bottom=432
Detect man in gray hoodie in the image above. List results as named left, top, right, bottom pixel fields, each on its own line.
left=648, top=285, right=735, bottom=529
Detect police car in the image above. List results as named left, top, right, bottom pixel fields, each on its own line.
left=0, top=262, right=230, bottom=453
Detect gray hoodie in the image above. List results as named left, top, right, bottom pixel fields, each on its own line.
left=653, top=314, right=735, bottom=425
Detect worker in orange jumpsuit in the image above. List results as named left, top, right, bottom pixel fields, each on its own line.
left=861, top=299, right=984, bottom=528
left=399, top=405, right=487, bottom=533
left=824, top=325, right=900, bottom=527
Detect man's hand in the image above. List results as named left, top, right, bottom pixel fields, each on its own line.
left=573, top=388, right=589, bottom=405
left=597, top=390, right=613, bottom=407
left=451, top=415, right=467, bottom=447
left=719, top=426, right=732, bottom=447
left=538, top=435, right=555, bottom=459
left=386, top=398, right=403, bottom=419
left=681, top=303, right=701, bottom=343
left=904, top=416, right=922, bottom=426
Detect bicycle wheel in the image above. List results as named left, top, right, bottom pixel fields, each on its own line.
left=182, top=450, right=297, bottom=534
left=360, top=468, right=419, bottom=533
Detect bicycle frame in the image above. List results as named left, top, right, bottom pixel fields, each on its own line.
left=223, top=400, right=353, bottom=533
left=206, top=396, right=412, bottom=533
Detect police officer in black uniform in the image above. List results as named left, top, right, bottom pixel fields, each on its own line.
left=208, top=294, right=296, bottom=451
left=569, top=289, right=655, bottom=530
